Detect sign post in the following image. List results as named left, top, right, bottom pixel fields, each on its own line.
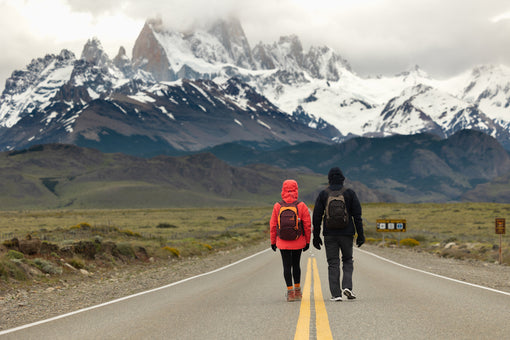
left=495, top=218, right=505, bottom=265
left=376, top=219, right=407, bottom=245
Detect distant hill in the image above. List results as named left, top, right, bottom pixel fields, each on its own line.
left=0, top=144, right=388, bottom=210
left=2, top=129, right=506, bottom=208
left=203, top=130, right=510, bottom=202
left=461, top=173, right=510, bottom=203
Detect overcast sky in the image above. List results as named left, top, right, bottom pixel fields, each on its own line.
left=1, top=0, right=510, bottom=93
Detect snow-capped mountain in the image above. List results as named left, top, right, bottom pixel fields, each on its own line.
left=1, top=17, right=510, bottom=154
left=367, top=83, right=510, bottom=142
left=0, top=28, right=338, bottom=153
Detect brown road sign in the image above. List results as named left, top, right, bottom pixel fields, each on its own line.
left=495, top=218, right=505, bottom=235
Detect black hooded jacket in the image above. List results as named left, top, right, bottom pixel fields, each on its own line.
left=312, top=167, right=364, bottom=238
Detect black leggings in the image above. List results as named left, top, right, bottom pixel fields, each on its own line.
left=280, top=249, right=302, bottom=287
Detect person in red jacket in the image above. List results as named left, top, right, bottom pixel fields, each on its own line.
left=270, top=179, right=311, bottom=301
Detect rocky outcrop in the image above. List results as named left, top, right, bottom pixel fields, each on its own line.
left=18, top=237, right=42, bottom=255
left=206, top=17, right=256, bottom=69
left=132, top=19, right=173, bottom=81
left=81, top=37, right=110, bottom=67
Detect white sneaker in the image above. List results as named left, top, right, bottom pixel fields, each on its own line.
left=330, top=296, right=343, bottom=301
left=343, top=288, right=356, bottom=299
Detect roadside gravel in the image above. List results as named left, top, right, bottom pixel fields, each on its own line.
left=360, top=244, right=510, bottom=293
left=1, top=242, right=509, bottom=332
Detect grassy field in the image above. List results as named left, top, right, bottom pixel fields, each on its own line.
left=1, top=203, right=509, bottom=284
left=0, top=207, right=273, bottom=284
left=362, top=202, right=510, bottom=264
left=0, top=206, right=273, bottom=256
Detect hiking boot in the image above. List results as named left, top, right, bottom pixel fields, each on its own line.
left=343, top=288, right=356, bottom=300
left=329, top=296, right=343, bottom=302
left=294, top=287, right=302, bottom=300
left=286, top=289, right=295, bottom=302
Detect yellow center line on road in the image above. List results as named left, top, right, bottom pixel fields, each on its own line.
left=294, top=258, right=312, bottom=340
left=312, top=257, right=333, bottom=340
left=294, top=257, right=333, bottom=340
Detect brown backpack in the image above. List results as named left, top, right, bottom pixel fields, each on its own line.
left=277, top=201, right=303, bottom=240
left=325, top=188, right=349, bottom=229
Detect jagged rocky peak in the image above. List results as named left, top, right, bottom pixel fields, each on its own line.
left=81, top=37, right=110, bottom=66
left=304, top=45, right=352, bottom=81
left=252, top=42, right=276, bottom=69
left=114, top=46, right=127, bottom=59
left=113, top=46, right=135, bottom=77
left=146, top=17, right=165, bottom=33
left=2, top=49, right=76, bottom=96
left=206, top=17, right=255, bottom=68
left=132, top=19, right=172, bottom=81
left=472, top=64, right=496, bottom=76
left=251, top=35, right=305, bottom=72
left=133, top=16, right=258, bottom=80
left=113, top=46, right=129, bottom=65
left=207, top=17, right=245, bottom=45
left=396, top=65, right=430, bottom=79
left=278, top=35, right=305, bottom=65
left=58, top=49, right=76, bottom=61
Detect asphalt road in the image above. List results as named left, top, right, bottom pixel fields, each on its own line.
left=2, top=247, right=510, bottom=339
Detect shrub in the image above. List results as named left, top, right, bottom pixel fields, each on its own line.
left=382, top=238, right=398, bottom=246
left=443, top=237, right=458, bottom=244
left=365, top=237, right=378, bottom=244
left=440, top=247, right=469, bottom=260
left=0, top=259, right=28, bottom=281
left=3, top=238, right=19, bottom=248
left=68, top=258, right=85, bottom=270
left=70, top=222, right=92, bottom=230
left=156, top=223, right=178, bottom=229
left=34, top=258, right=63, bottom=275
left=121, top=229, right=141, bottom=237
left=400, top=238, right=420, bottom=247
left=409, top=234, right=428, bottom=243
left=117, top=243, right=135, bottom=258
left=162, top=246, right=180, bottom=258
left=6, top=250, right=24, bottom=260
left=200, top=243, right=213, bottom=251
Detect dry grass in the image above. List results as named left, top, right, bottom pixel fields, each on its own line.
left=0, top=207, right=270, bottom=240
left=362, top=202, right=510, bottom=264
left=2, top=203, right=509, bottom=285
left=0, top=207, right=272, bottom=281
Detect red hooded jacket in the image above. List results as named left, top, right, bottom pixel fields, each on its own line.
left=270, top=179, right=311, bottom=250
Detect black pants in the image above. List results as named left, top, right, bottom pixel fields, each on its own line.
left=279, top=249, right=302, bottom=287
left=324, top=235, right=354, bottom=297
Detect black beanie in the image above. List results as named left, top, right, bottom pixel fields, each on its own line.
left=328, top=167, right=345, bottom=185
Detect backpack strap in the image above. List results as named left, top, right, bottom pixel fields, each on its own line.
left=326, top=187, right=347, bottom=196
left=280, top=200, right=300, bottom=207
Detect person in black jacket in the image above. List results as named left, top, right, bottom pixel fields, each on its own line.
left=312, top=167, right=365, bottom=301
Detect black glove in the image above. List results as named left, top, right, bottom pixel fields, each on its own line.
left=271, top=244, right=277, bottom=252
left=356, top=234, right=365, bottom=247
left=303, top=243, right=309, bottom=252
left=313, top=237, right=322, bottom=250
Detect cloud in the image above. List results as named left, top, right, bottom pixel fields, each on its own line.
left=491, top=11, right=510, bottom=22
left=1, top=0, right=509, bottom=93
left=66, top=0, right=129, bottom=15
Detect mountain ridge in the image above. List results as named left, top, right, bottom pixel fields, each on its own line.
left=0, top=143, right=388, bottom=210
left=202, top=129, right=510, bottom=203
left=0, top=16, right=509, bottom=154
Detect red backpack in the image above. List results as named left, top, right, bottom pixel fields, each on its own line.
left=277, top=201, right=303, bottom=240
